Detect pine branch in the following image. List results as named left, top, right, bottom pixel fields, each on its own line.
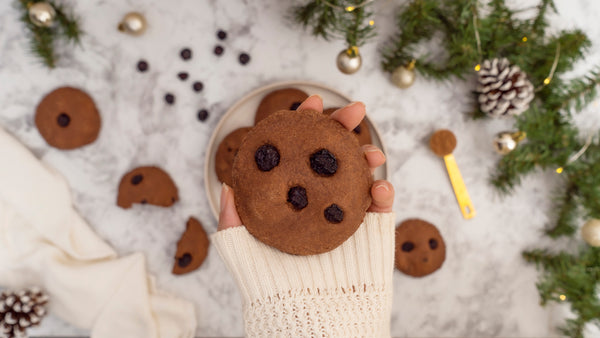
left=552, top=69, right=600, bottom=114
left=546, top=184, right=579, bottom=238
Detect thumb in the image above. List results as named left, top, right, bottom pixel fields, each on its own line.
left=218, top=183, right=243, bottom=231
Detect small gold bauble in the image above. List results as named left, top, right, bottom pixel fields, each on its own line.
left=581, top=219, right=600, bottom=247
left=493, top=131, right=526, bottom=155
left=391, top=61, right=416, bottom=89
left=118, top=12, right=147, bottom=36
left=336, top=48, right=362, bottom=75
left=28, top=2, right=56, bottom=28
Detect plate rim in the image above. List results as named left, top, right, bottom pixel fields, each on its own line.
left=204, top=80, right=390, bottom=219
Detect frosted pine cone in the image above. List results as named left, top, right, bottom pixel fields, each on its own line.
left=0, top=287, right=48, bottom=338
left=477, top=58, right=534, bottom=117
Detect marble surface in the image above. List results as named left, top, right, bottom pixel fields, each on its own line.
left=1, top=0, right=600, bottom=337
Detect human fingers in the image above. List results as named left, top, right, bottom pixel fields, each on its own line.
left=362, top=144, right=386, bottom=174
left=296, top=94, right=323, bottom=113
left=217, top=183, right=243, bottom=231
left=368, top=180, right=395, bottom=213
left=329, top=101, right=366, bottom=131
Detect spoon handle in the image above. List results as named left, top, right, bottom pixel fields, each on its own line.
left=443, top=154, right=476, bottom=219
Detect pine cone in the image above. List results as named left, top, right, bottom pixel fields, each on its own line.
left=477, top=58, right=534, bottom=117
left=0, top=287, right=48, bottom=338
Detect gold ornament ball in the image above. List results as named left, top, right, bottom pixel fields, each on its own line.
left=336, top=49, right=362, bottom=75
left=493, top=132, right=518, bottom=155
left=581, top=219, right=600, bottom=247
left=118, top=12, right=147, bottom=36
left=28, top=2, right=56, bottom=28
left=391, top=65, right=416, bottom=89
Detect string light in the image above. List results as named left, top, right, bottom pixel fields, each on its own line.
left=559, top=294, right=567, bottom=301
left=536, top=43, right=561, bottom=91
left=522, top=36, right=528, bottom=42
left=556, top=134, right=594, bottom=174
left=369, top=20, right=375, bottom=26
left=345, top=6, right=355, bottom=12
left=474, top=64, right=481, bottom=71
left=556, top=167, right=563, bottom=174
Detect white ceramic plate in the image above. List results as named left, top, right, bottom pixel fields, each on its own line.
left=204, top=81, right=389, bottom=219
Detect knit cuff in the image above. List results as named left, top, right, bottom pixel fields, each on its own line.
left=211, top=212, right=395, bottom=303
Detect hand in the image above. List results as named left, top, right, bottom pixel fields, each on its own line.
left=218, top=95, right=395, bottom=231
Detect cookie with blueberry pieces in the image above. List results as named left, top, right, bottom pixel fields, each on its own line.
left=172, top=217, right=209, bottom=275
left=117, top=166, right=179, bottom=208
left=324, top=107, right=372, bottom=146
left=233, top=109, right=373, bottom=256
left=35, top=87, right=101, bottom=150
left=215, top=127, right=252, bottom=186
left=395, top=218, right=446, bottom=277
left=254, top=88, right=309, bottom=124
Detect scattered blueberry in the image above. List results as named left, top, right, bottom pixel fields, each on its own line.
left=137, top=60, right=149, bottom=72
left=56, top=113, right=70, bottom=127
left=239, top=52, right=251, bottom=65
left=180, top=48, right=192, bottom=60
left=165, top=93, right=175, bottom=105
left=217, top=30, right=227, bottom=40
left=197, top=109, right=209, bottom=122
left=214, top=45, right=224, bottom=56
left=178, top=72, right=189, bottom=81
left=192, top=81, right=204, bottom=92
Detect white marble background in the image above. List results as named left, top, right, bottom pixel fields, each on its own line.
left=1, top=0, right=600, bottom=337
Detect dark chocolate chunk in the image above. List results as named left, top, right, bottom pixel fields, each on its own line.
left=287, top=186, right=308, bottom=210
left=214, top=45, right=224, bottom=56
left=289, top=102, right=301, bottom=110
left=137, top=60, right=149, bottom=72
left=192, top=81, right=204, bottom=92
left=178, top=72, right=189, bottom=81
left=324, top=204, right=344, bottom=223
left=217, top=30, right=227, bottom=40
left=177, top=253, right=192, bottom=267
left=238, top=52, right=251, bottom=65
left=165, top=93, right=175, bottom=105
left=180, top=48, right=192, bottom=60
left=131, top=174, right=143, bottom=185
left=310, top=149, right=338, bottom=176
left=197, top=109, right=209, bottom=122
left=254, top=144, right=280, bottom=171
left=429, top=238, right=438, bottom=250
left=56, top=113, right=70, bottom=127
left=353, top=125, right=361, bottom=134
left=401, top=241, right=415, bottom=252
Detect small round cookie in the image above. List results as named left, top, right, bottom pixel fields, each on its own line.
left=172, top=217, right=209, bottom=275
left=324, top=107, right=372, bottom=146
left=254, top=88, right=309, bottom=124
left=215, top=127, right=252, bottom=186
left=35, top=87, right=101, bottom=150
left=117, top=166, right=179, bottom=208
left=233, top=109, right=373, bottom=256
left=395, top=219, right=446, bottom=277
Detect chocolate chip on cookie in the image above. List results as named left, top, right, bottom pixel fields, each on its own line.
left=395, top=218, right=446, bottom=277
left=35, top=87, right=101, bottom=150
left=215, top=127, right=252, bottom=186
left=324, top=107, right=372, bottom=146
left=233, top=109, right=373, bottom=256
left=172, top=217, right=209, bottom=275
left=254, top=88, right=309, bottom=124
left=117, top=166, right=179, bottom=208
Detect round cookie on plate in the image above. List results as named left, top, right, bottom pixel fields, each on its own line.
left=395, top=218, right=446, bottom=277
left=35, top=87, right=101, bottom=150
left=324, top=107, right=372, bottom=146
left=233, top=109, right=373, bottom=256
left=254, top=88, right=309, bottom=124
left=215, top=127, right=252, bottom=186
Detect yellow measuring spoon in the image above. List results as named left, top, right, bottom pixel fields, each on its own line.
left=430, top=129, right=476, bottom=219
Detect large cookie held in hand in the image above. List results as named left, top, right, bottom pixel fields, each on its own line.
left=395, top=219, right=446, bottom=277
left=35, top=87, right=101, bottom=150
left=233, top=109, right=373, bottom=255
left=215, top=127, right=252, bottom=186
left=254, top=88, right=308, bottom=124
left=117, top=166, right=179, bottom=208
left=172, top=217, right=209, bottom=275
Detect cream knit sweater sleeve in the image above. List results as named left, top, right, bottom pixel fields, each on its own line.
left=211, top=212, right=395, bottom=338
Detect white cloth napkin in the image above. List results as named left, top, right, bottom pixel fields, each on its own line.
left=0, top=127, right=197, bottom=338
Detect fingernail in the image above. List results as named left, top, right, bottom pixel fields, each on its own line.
left=364, top=145, right=382, bottom=153
left=347, top=101, right=365, bottom=109
left=220, top=183, right=230, bottom=212
left=310, top=94, right=323, bottom=101
left=375, top=183, right=390, bottom=192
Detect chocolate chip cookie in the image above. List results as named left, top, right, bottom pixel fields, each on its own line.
left=254, top=88, right=309, bottom=124
left=233, top=109, right=373, bottom=255
left=172, top=217, right=209, bottom=275
left=395, top=218, right=446, bottom=277
left=117, top=166, right=179, bottom=208
left=215, top=127, right=252, bottom=186
left=35, top=87, right=101, bottom=150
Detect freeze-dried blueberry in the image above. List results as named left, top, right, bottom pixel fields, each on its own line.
left=310, top=149, right=337, bottom=176
left=254, top=144, right=280, bottom=171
